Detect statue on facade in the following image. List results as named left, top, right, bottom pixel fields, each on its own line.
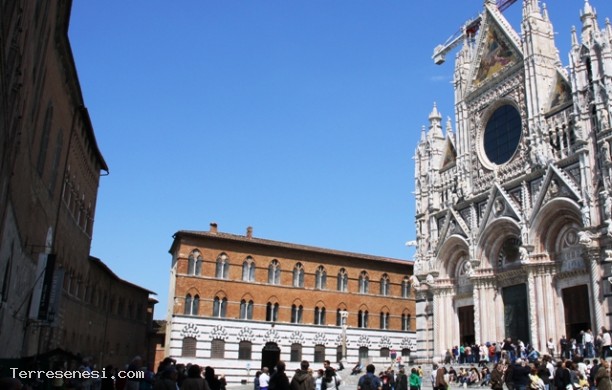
left=578, top=230, right=594, bottom=246
left=409, top=274, right=421, bottom=290
left=601, top=108, right=611, bottom=131
left=604, top=193, right=612, bottom=222
left=602, top=141, right=611, bottom=164
left=519, top=246, right=529, bottom=262
left=463, top=260, right=474, bottom=276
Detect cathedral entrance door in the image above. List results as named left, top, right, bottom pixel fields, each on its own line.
left=562, top=285, right=591, bottom=340
left=502, top=284, right=529, bottom=343
left=458, top=306, right=475, bottom=345
left=262, top=342, right=280, bottom=372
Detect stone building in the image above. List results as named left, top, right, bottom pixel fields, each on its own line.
left=166, top=224, right=415, bottom=384
left=0, top=0, right=154, bottom=363
left=413, top=0, right=612, bottom=361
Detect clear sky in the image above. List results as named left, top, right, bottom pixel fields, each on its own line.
left=68, top=0, right=612, bottom=319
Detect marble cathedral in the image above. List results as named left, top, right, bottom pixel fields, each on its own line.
left=412, top=0, right=612, bottom=361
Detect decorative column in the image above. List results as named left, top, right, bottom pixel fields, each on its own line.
left=473, top=286, right=481, bottom=345
left=587, top=246, right=603, bottom=332
left=527, top=269, right=538, bottom=348
left=340, top=310, right=349, bottom=364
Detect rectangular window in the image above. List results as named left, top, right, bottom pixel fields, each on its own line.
left=211, top=339, right=225, bottom=359
left=314, top=345, right=325, bottom=363
left=238, top=341, right=252, bottom=360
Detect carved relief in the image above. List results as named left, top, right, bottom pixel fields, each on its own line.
left=210, top=325, right=228, bottom=341
left=180, top=323, right=200, bottom=339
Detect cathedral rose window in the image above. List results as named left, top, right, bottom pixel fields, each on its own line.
left=483, top=104, right=522, bottom=165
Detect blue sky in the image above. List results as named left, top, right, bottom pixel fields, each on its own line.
left=68, top=1, right=612, bottom=318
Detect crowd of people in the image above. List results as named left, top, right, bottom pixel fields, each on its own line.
left=432, top=352, right=612, bottom=390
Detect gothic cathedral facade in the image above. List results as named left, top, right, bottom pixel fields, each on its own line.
left=413, top=0, right=612, bottom=361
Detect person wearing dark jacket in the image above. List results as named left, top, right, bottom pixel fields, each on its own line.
left=270, top=361, right=291, bottom=390
left=291, top=361, right=315, bottom=390
left=511, top=359, right=531, bottom=390
left=396, top=369, right=408, bottom=390
left=553, top=361, right=571, bottom=390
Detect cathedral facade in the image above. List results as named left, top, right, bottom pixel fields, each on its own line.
left=413, top=0, right=612, bottom=361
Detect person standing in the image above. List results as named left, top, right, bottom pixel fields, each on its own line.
left=269, top=361, right=291, bottom=390
left=408, top=369, right=421, bottom=390
left=290, top=361, right=315, bottom=390
left=260, top=368, right=270, bottom=390
left=546, top=338, right=556, bottom=358
left=601, top=328, right=611, bottom=359
left=396, top=368, right=408, bottom=390
left=595, top=360, right=612, bottom=390
left=358, top=364, right=382, bottom=390
left=254, top=372, right=262, bottom=390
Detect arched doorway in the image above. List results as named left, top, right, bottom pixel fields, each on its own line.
left=262, top=342, right=280, bottom=372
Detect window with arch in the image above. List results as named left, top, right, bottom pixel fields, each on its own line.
left=315, top=266, right=326, bottom=290
left=268, top=260, right=281, bottom=285
left=215, top=254, right=229, bottom=279
left=401, top=277, right=410, bottom=298
left=188, top=250, right=202, bottom=276
left=358, top=310, right=368, bottom=328
left=293, top=263, right=304, bottom=288
left=380, top=311, right=389, bottom=330
left=314, top=344, right=325, bottom=363
left=242, top=257, right=255, bottom=282
left=182, top=337, right=196, bottom=357
left=184, top=294, right=199, bottom=315
left=402, top=348, right=411, bottom=358
left=402, top=313, right=411, bottom=331
left=188, top=255, right=195, bottom=275
left=337, top=268, right=348, bottom=292
left=290, top=343, right=302, bottom=362
left=212, top=296, right=227, bottom=318
left=211, top=339, right=225, bottom=358
left=314, top=306, right=326, bottom=325
left=291, top=304, right=303, bottom=323
left=240, top=299, right=254, bottom=320
left=358, top=271, right=369, bottom=294
left=266, top=302, right=279, bottom=322
left=380, top=347, right=390, bottom=357
left=238, top=340, right=252, bottom=360
left=336, top=345, right=343, bottom=362
left=380, top=274, right=390, bottom=296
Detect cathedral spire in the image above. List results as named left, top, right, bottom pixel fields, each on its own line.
left=580, top=0, right=599, bottom=44
left=571, top=26, right=579, bottom=49
left=428, top=103, right=444, bottom=139
left=523, top=0, right=541, bottom=18
left=542, top=3, right=549, bottom=22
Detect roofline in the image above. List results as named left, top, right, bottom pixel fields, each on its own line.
left=60, top=0, right=109, bottom=173
left=171, top=230, right=413, bottom=267
left=89, top=256, right=156, bottom=295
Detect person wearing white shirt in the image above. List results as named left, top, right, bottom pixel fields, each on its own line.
left=602, top=328, right=612, bottom=359
left=259, top=368, right=270, bottom=390
left=584, top=329, right=594, bottom=358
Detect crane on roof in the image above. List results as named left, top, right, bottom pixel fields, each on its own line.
left=432, top=0, right=518, bottom=65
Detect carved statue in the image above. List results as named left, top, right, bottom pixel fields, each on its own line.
left=409, top=274, right=421, bottom=289
left=578, top=230, right=593, bottom=245
left=581, top=204, right=591, bottom=226
left=601, top=109, right=611, bottom=131
left=605, top=194, right=612, bottom=222
left=519, top=246, right=529, bottom=261
left=426, top=274, right=435, bottom=284
left=602, top=141, right=611, bottom=164
left=463, top=260, right=474, bottom=276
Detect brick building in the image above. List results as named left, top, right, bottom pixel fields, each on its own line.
left=0, top=0, right=154, bottom=363
left=166, top=224, right=416, bottom=384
